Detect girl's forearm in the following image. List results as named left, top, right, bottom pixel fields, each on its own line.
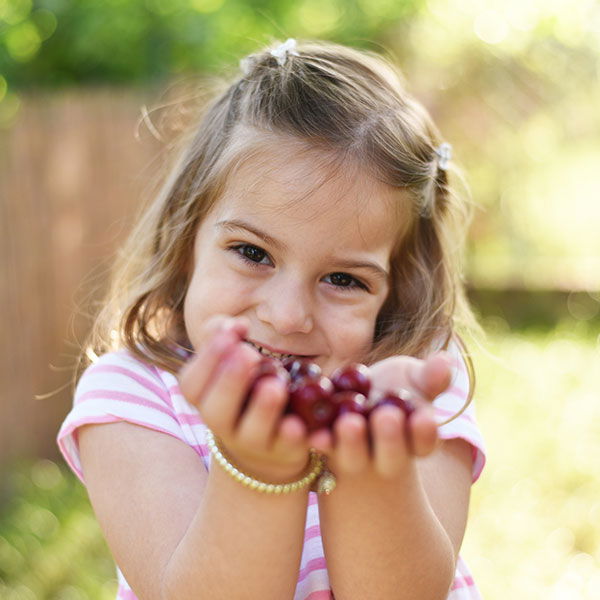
left=161, top=463, right=308, bottom=600
left=319, top=463, right=456, bottom=600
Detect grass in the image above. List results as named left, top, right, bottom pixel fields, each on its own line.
left=1, top=321, right=599, bottom=599
left=462, top=319, right=600, bottom=599
left=0, top=459, right=116, bottom=599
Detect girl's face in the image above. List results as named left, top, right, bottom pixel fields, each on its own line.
left=183, top=145, right=406, bottom=375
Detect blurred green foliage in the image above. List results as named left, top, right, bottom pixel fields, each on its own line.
left=469, top=289, right=600, bottom=331
left=2, top=0, right=599, bottom=290
left=0, top=0, right=417, bottom=90
left=1, top=324, right=599, bottom=598
left=0, top=458, right=115, bottom=599
left=463, top=320, right=600, bottom=598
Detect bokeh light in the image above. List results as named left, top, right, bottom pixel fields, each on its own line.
left=462, top=326, right=600, bottom=599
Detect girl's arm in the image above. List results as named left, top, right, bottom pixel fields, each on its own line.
left=318, top=437, right=472, bottom=600
left=78, top=318, right=314, bottom=600
left=79, top=421, right=310, bottom=600
left=314, top=353, right=473, bottom=600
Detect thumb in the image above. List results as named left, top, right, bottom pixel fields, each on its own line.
left=412, top=352, right=452, bottom=401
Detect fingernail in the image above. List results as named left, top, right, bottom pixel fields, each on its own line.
left=223, top=318, right=249, bottom=341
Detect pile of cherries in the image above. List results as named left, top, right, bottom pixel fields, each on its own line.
left=246, top=357, right=416, bottom=432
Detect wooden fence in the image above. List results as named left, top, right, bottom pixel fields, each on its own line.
left=0, top=88, right=167, bottom=468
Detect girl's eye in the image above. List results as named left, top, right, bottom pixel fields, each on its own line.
left=231, top=244, right=271, bottom=265
left=324, top=272, right=368, bottom=291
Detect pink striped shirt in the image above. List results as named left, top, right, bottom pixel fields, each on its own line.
left=57, top=341, right=485, bottom=599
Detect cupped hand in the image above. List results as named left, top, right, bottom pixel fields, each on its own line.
left=307, top=352, right=453, bottom=480
left=178, top=315, right=313, bottom=483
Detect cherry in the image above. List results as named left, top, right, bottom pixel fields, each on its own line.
left=289, top=375, right=336, bottom=432
left=282, top=357, right=322, bottom=382
left=372, top=392, right=416, bottom=420
left=370, top=392, right=417, bottom=451
left=332, top=390, right=369, bottom=418
left=330, top=363, right=371, bottom=396
left=255, top=357, right=290, bottom=382
left=242, top=357, right=290, bottom=412
left=242, top=356, right=423, bottom=438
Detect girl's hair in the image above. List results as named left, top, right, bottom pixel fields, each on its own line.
left=82, top=39, right=479, bottom=378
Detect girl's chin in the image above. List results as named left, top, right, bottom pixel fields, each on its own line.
left=319, top=359, right=343, bottom=378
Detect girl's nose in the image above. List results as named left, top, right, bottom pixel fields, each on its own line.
left=256, top=283, right=314, bottom=336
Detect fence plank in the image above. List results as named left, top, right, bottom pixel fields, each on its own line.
left=1, top=88, right=165, bottom=467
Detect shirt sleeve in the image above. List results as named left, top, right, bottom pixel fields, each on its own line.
left=56, top=350, right=187, bottom=485
left=433, top=340, right=486, bottom=483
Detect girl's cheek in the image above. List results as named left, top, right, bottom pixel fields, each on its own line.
left=321, top=304, right=375, bottom=356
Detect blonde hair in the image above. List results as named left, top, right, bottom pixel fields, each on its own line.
left=82, top=39, right=479, bottom=379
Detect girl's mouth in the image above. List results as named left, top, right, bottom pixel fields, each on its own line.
left=244, top=340, right=309, bottom=361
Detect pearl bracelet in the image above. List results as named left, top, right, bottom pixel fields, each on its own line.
left=205, top=428, right=331, bottom=494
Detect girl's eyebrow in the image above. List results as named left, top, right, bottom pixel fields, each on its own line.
left=216, top=218, right=389, bottom=281
left=216, top=219, right=287, bottom=251
left=330, top=258, right=389, bottom=282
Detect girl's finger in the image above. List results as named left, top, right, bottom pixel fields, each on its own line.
left=370, top=404, right=410, bottom=478
left=408, top=353, right=452, bottom=401
left=199, top=342, right=260, bottom=436
left=178, top=318, right=245, bottom=403
left=332, top=413, right=370, bottom=475
left=193, top=314, right=249, bottom=354
left=306, top=428, right=334, bottom=456
left=271, top=414, right=310, bottom=455
left=235, top=377, right=289, bottom=450
left=409, top=406, right=439, bottom=457
left=369, top=356, right=421, bottom=396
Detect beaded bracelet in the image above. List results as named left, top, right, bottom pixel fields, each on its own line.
left=205, top=428, right=333, bottom=494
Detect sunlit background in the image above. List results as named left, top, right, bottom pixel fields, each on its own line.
left=1, top=0, right=599, bottom=598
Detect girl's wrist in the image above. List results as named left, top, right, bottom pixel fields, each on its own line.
left=206, top=430, right=319, bottom=488
left=227, top=454, right=312, bottom=484
left=326, top=453, right=418, bottom=490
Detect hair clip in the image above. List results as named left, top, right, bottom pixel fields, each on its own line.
left=269, top=38, right=299, bottom=67
left=435, top=142, right=452, bottom=170
left=239, top=56, right=254, bottom=75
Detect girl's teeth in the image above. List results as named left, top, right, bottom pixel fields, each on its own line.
left=247, top=341, right=292, bottom=360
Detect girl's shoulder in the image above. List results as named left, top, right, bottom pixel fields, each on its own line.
left=81, top=347, right=162, bottom=372
left=76, top=348, right=178, bottom=398
left=59, top=348, right=195, bottom=485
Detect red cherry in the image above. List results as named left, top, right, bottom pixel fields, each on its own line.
left=257, top=357, right=290, bottom=380
left=242, top=357, right=290, bottom=412
left=282, top=358, right=322, bottom=382
left=373, top=392, right=416, bottom=420
left=288, top=376, right=335, bottom=432
left=332, top=390, right=369, bottom=417
left=330, top=363, right=371, bottom=396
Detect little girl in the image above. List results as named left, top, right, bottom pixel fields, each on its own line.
left=58, top=39, right=486, bottom=599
